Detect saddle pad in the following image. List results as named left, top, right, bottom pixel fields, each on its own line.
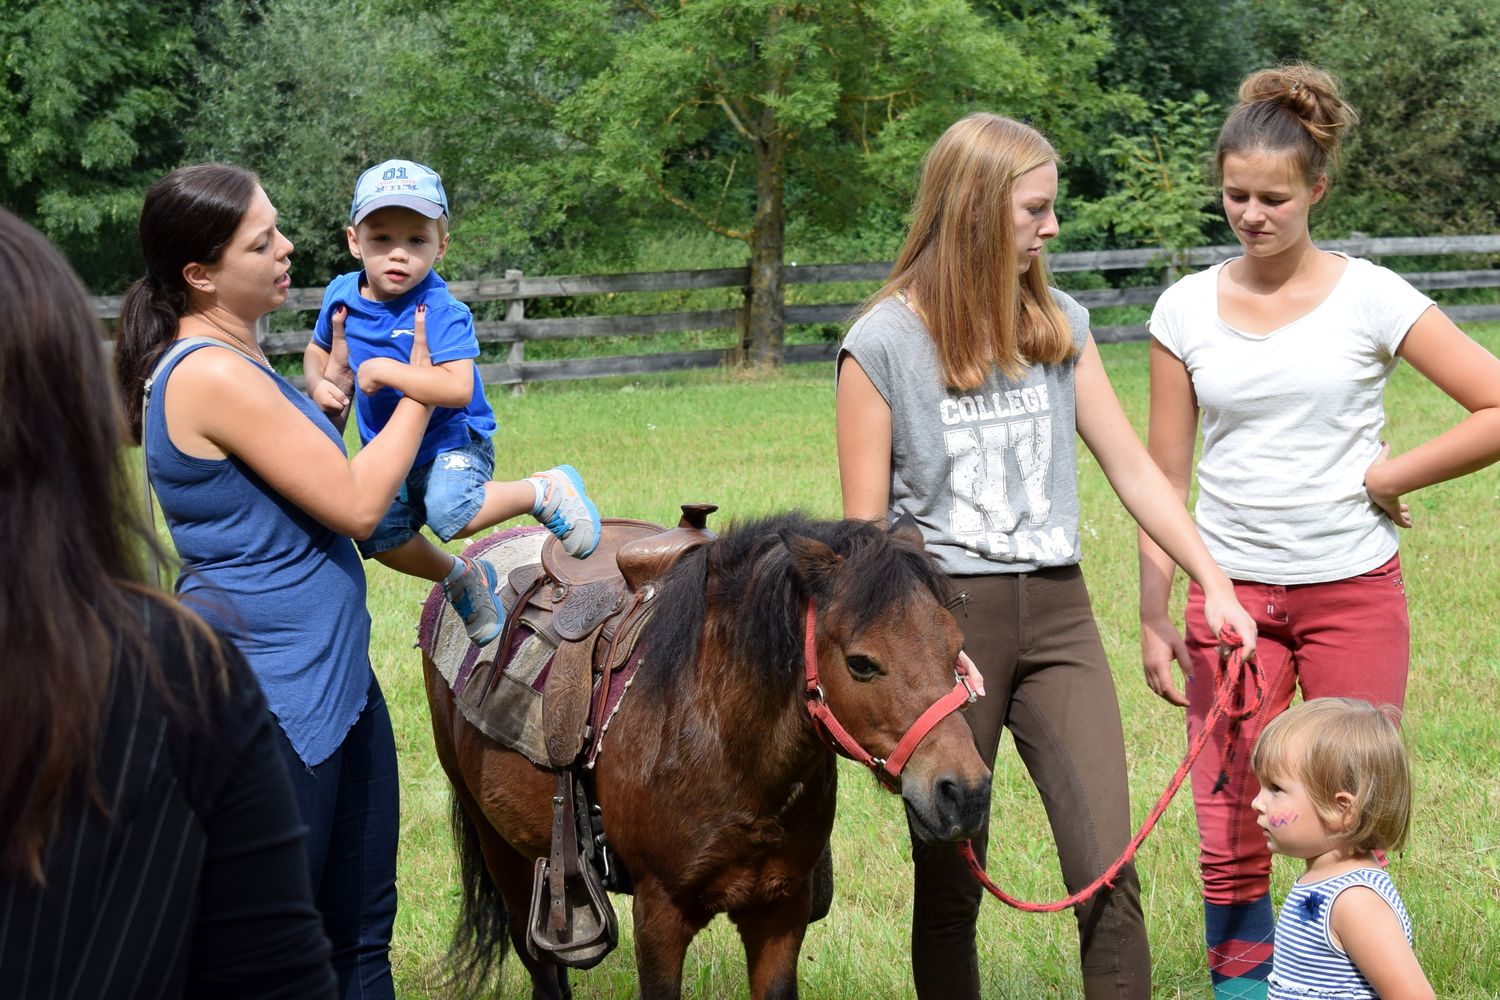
left=420, top=526, right=556, bottom=766
left=454, top=629, right=556, bottom=766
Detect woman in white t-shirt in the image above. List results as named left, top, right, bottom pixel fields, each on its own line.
left=1137, top=65, right=1500, bottom=1000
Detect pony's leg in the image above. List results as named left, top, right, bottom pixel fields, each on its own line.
left=456, top=784, right=574, bottom=1000
left=631, top=879, right=699, bottom=1000
left=730, top=894, right=809, bottom=1000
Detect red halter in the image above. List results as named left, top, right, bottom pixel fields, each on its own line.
left=802, top=596, right=978, bottom=792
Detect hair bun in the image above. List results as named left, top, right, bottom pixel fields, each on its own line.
left=1237, top=65, right=1356, bottom=148
left=1240, top=67, right=1317, bottom=117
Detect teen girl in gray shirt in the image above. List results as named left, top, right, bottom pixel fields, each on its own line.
left=837, top=112, right=1257, bottom=1000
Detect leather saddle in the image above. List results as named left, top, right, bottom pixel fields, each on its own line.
left=498, top=503, right=717, bottom=968
left=507, top=504, right=719, bottom=638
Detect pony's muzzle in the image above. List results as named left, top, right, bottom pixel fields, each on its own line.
left=905, top=770, right=991, bottom=843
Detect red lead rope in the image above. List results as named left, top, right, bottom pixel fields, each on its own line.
left=962, top=626, right=1260, bottom=913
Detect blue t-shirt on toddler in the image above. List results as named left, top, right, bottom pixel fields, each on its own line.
left=313, top=269, right=496, bottom=469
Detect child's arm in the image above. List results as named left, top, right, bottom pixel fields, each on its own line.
left=1330, top=886, right=1435, bottom=1000
left=356, top=303, right=476, bottom=408
left=305, top=305, right=355, bottom=430
left=358, top=356, right=475, bottom=409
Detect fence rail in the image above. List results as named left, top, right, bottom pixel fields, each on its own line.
left=95, top=234, right=1500, bottom=386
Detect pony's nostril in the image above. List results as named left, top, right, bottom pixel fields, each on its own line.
left=933, top=774, right=991, bottom=838
left=934, top=775, right=965, bottom=829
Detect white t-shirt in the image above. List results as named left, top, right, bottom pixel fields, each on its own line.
left=1149, top=253, right=1434, bottom=584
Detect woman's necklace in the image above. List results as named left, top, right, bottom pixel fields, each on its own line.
left=195, top=312, right=272, bottom=371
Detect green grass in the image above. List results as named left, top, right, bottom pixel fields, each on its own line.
left=298, top=326, right=1499, bottom=997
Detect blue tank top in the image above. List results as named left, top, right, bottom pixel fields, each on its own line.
left=145, top=340, right=372, bottom=766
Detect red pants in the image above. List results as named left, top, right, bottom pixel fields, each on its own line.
left=1183, top=553, right=1409, bottom=905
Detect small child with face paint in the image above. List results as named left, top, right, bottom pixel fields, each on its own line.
left=305, top=159, right=601, bottom=647
left=1250, top=698, right=1434, bottom=1000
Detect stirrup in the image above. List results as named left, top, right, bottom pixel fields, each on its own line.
left=526, top=771, right=618, bottom=969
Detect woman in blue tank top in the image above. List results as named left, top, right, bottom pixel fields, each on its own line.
left=114, top=164, right=434, bottom=1000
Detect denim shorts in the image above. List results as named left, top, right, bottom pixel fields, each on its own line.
left=358, top=429, right=495, bottom=557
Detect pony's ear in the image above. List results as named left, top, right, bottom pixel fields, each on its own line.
left=780, top=531, right=844, bottom=594
left=889, top=512, right=924, bottom=550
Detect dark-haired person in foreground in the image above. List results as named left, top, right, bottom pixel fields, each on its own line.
left=0, top=206, right=337, bottom=997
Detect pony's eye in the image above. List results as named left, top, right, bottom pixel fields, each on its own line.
left=845, top=654, right=882, bottom=681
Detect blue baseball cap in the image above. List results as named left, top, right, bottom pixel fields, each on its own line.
left=350, top=159, right=449, bottom=225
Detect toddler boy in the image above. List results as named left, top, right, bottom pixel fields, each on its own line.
left=305, top=159, right=600, bottom=646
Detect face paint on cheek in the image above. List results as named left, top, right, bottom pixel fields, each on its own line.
left=1267, top=811, right=1298, bottom=828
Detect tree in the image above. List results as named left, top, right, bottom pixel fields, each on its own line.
left=1071, top=92, right=1222, bottom=256
left=1242, top=0, right=1500, bottom=239
left=188, top=0, right=637, bottom=287
left=1094, top=0, right=1261, bottom=107
left=186, top=0, right=449, bottom=286
left=0, top=0, right=203, bottom=291
left=401, top=0, right=627, bottom=279
left=1308, top=0, right=1500, bottom=237
left=557, top=0, right=1116, bottom=366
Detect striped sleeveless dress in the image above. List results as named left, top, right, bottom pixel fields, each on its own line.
left=1268, top=866, right=1413, bottom=999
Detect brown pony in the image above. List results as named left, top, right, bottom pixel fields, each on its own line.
left=421, top=512, right=991, bottom=999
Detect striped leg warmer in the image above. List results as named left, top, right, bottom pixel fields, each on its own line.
left=1205, top=896, right=1274, bottom=999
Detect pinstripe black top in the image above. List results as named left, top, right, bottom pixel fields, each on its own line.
left=1, top=604, right=338, bottom=999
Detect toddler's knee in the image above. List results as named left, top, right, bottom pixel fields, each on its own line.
left=424, top=484, right=486, bottom=542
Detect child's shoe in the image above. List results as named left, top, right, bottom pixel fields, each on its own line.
left=530, top=465, right=601, bottom=558
left=444, top=556, right=504, bottom=646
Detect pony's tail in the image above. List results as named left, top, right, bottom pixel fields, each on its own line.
left=445, top=791, right=511, bottom=995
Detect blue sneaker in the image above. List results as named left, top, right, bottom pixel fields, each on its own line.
left=531, top=465, right=601, bottom=558
left=443, top=556, right=503, bottom=646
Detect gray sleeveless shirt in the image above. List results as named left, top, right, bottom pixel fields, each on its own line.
left=839, top=290, right=1090, bottom=575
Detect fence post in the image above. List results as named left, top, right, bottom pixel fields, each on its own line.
left=505, top=268, right=525, bottom=396
left=735, top=259, right=753, bottom=365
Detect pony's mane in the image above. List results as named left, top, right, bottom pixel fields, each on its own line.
left=637, top=512, right=947, bottom=701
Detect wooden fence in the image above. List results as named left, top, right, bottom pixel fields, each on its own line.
left=94, top=234, right=1500, bottom=387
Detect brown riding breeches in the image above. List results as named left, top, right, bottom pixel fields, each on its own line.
left=909, top=566, right=1151, bottom=999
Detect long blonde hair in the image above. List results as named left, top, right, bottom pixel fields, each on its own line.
left=869, top=113, right=1075, bottom=389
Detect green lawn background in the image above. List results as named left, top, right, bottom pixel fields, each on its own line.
left=328, top=326, right=1500, bottom=997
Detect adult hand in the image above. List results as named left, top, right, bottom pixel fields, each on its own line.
left=1365, top=442, right=1413, bottom=528
left=956, top=649, right=985, bottom=698
left=1201, top=589, right=1258, bottom=669
left=327, top=305, right=353, bottom=382
left=312, top=305, right=354, bottom=413
left=409, top=303, right=431, bottom=367
left=1140, top=612, right=1191, bottom=707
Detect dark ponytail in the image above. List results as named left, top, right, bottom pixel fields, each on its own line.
left=114, top=163, right=260, bottom=442
left=1215, top=65, right=1358, bottom=188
